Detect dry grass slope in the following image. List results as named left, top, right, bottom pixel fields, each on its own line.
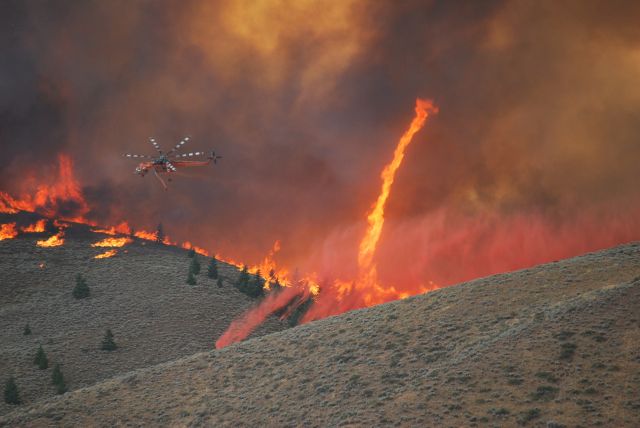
left=0, top=219, right=286, bottom=416
left=2, top=238, right=639, bottom=427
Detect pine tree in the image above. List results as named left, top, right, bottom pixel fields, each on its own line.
left=236, top=265, right=250, bottom=292
left=189, top=256, right=201, bottom=275
left=186, top=270, right=197, bottom=285
left=155, top=223, right=165, bottom=244
left=216, top=277, right=223, bottom=288
left=101, top=329, right=117, bottom=351
left=187, top=248, right=196, bottom=258
left=51, top=364, right=67, bottom=394
left=3, top=377, right=19, bottom=405
left=250, top=270, right=265, bottom=298
left=23, top=323, right=31, bottom=335
left=207, top=257, right=218, bottom=279
left=34, top=345, right=48, bottom=370
left=72, top=273, right=90, bottom=299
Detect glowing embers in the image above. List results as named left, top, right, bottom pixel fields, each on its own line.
left=0, top=223, right=18, bottom=241
left=36, top=232, right=65, bottom=247
left=94, top=249, right=117, bottom=259
left=21, top=219, right=47, bottom=233
left=91, top=237, right=132, bottom=248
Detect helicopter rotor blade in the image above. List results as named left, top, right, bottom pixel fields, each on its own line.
left=149, top=137, right=162, bottom=154
left=123, top=153, right=152, bottom=159
left=167, top=136, right=190, bottom=156
left=175, top=151, right=207, bottom=158
left=165, top=161, right=177, bottom=172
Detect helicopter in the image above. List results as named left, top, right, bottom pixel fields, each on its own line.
left=123, top=137, right=221, bottom=190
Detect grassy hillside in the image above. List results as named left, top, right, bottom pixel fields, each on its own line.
left=2, top=241, right=638, bottom=427
left=0, top=217, right=286, bottom=416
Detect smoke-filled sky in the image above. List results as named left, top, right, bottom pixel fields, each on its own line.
left=2, top=0, right=640, bottom=287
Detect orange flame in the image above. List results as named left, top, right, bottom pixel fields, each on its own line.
left=36, top=232, right=65, bottom=247
left=133, top=230, right=157, bottom=241
left=91, top=237, right=132, bottom=248
left=0, top=155, right=91, bottom=223
left=0, top=223, right=18, bottom=241
left=94, top=249, right=118, bottom=259
left=91, top=222, right=132, bottom=236
left=356, top=98, right=438, bottom=302
left=216, top=99, right=438, bottom=348
left=182, top=241, right=210, bottom=256
left=21, top=219, right=47, bottom=233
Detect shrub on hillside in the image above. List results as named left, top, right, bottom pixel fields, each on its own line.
left=249, top=270, right=265, bottom=298
left=34, top=345, right=48, bottom=370
left=72, top=274, right=90, bottom=299
left=51, top=364, right=67, bottom=394
left=207, top=257, right=218, bottom=279
left=3, top=377, right=19, bottom=405
left=189, top=256, right=201, bottom=275
left=23, top=323, right=31, bottom=335
left=217, top=277, right=223, bottom=288
left=235, top=267, right=266, bottom=298
left=187, top=270, right=197, bottom=285
left=101, top=329, right=117, bottom=351
left=187, top=248, right=196, bottom=258
left=236, top=265, right=250, bottom=289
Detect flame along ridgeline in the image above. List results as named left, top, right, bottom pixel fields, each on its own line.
left=215, top=98, right=439, bottom=348
left=0, top=155, right=296, bottom=282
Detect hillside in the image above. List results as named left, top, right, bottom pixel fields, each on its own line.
left=2, top=241, right=638, bottom=427
left=0, top=214, right=286, bottom=416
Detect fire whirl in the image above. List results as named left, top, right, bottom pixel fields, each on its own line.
left=215, top=98, right=438, bottom=348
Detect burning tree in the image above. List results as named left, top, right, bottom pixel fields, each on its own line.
left=155, top=223, right=165, bottom=244
left=3, top=377, right=19, bottom=405
left=207, top=257, right=218, bottom=279
left=34, top=345, right=48, bottom=370
left=51, top=364, right=67, bottom=394
left=101, top=329, right=117, bottom=351
left=72, top=274, right=90, bottom=299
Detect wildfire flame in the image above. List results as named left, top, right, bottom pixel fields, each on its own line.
left=21, top=219, right=47, bottom=233
left=356, top=99, right=438, bottom=300
left=91, top=237, right=132, bottom=248
left=36, top=232, right=65, bottom=247
left=215, top=99, right=438, bottom=348
left=90, top=222, right=132, bottom=236
left=0, top=155, right=90, bottom=223
left=182, top=241, right=210, bottom=256
left=0, top=223, right=18, bottom=241
left=94, top=249, right=117, bottom=259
